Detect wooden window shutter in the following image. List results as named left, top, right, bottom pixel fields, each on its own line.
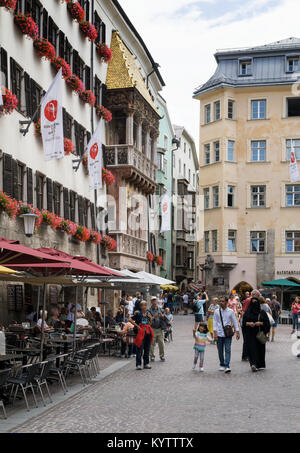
left=59, top=31, right=65, bottom=58
left=74, top=121, right=79, bottom=156
left=24, top=0, right=31, bottom=14
left=63, top=188, right=70, bottom=219
left=86, top=131, right=91, bottom=145
left=85, top=65, right=90, bottom=91
left=3, top=154, right=13, bottom=197
left=73, top=50, right=79, bottom=76
left=101, top=83, right=107, bottom=107
left=70, top=190, right=76, bottom=221
left=90, top=202, right=95, bottom=229
left=85, top=0, right=90, bottom=20
left=12, top=159, right=19, bottom=200
left=101, top=22, right=106, bottom=44
left=24, top=73, right=32, bottom=117
left=27, top=168, right=33, bottom=204
left=0, top=48, right=8, bottom=87
left=78, top=196, right=84, bottom=224
left=79, top=127, right=85, bottom=156
left=10, top=58, right=17, bottom=95
left=42, top=9, right=48, bottom=39
left=46, top=178, right=53, bottom=212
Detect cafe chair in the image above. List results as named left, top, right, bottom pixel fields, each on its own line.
left=47, top=354, right=69, bottom=395
left=7, top=363, right=40, bottom=412
left=33, top=361, right=53, bottom=407
left=64, top=349, right=90, bottom=386
left=0, top=369, right=11, bottom=419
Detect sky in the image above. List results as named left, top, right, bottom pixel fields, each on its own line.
left=118, top=0, right=300, bottom=146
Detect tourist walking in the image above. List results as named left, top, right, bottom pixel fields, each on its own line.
left=240, top=290, right=259, bottom=361
left=291, top=297, right=300, bottom=334
left=207, top=297, right=219, bottom=343
left=192, top=323, right=211, bottom=372
left=148, top=296, right=166, bottom=362
left=242, top=297, right=271, bottom=372
left=213, top=297, right=240, bottom=373
left=129, top=301, right=153, bottom=370
left=193, top=293, right=208, bottom=330
left=269, top=295, right=281, bottom=342
left=183, top=292, right=189, bottom=315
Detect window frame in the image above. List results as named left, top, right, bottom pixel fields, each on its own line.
left=286, top=185, right=300, bottom=207
left=214, top=141, right=220, bottom=162
left=227, top=140, right=235, bottom=162
left=250, top=231, right=266, bottom=253
left=204, top=104, right=211, bottom=124
left=228, top=99, right=235, bottom=119
left=251, top=140, right=266, bottom=162
left=214, top=100, right=221, bottom=121
left=228, top=230, right=236, bottom=252
left=251, top=185, right=266, bottom=208
left=204, top=144, right=210, bottom=165
left=251, top=99, right=267, bottom=120
left=227, top=185, right=235, bottom=208
left=286, top=231, right=300, bottom=253
left=213, top=186, right=219, bottom=208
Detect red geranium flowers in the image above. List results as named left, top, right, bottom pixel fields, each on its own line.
left=33, top=38, right=56, bottom=60
left=14, top=12, right=38, bottom=40
left=96, top=43, right=113, bottom=63
left=0, top=88, right=18, bottom=116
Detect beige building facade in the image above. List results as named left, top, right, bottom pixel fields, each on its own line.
left=194, top=38, right=300, bottom=296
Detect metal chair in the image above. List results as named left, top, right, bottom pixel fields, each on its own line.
left=64, top=349, right=90, bottom=386
left=33, top=361, right=53, bottom=407
left=7, top=363, right=39, bottom=412
left=0, top=369, right=11, bottom=419
left=47, top=354, right=69, bottom=395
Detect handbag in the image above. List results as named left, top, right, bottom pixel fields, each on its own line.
left=256, top=315, right=268, bottom=344
left=266, top=312, right=275, bottom=326
left=219, top=308, right=234, bottom=338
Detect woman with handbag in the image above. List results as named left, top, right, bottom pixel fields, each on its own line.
left=243, top=297, right=271, bottom=372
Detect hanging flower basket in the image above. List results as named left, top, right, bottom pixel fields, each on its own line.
left=89, top=231, right=102, bottom=245
left=66, top=0, right=85, bottom=23
left=0, top=191, right=19, bottom=219
left=51, top=57, right=72, bottom=80
left=154, top=255, right=163, bottom=266
left=102, top=168, right=115, bottom=186
left=74, top=225, right=91, bottom=242
left=33, top=37, right=56, bottom=60
left=80, top=90, right=96, bottom=106
left=14, top=12, right=39, bottom=40
left=102, top=235, right=117, bottom=251
left=64, top=138, right=75, bottom=155
left=146, top=251, right=154, bottom=262
left=0, top=88, right=18, bottom=117
left=34, top=118, right=41, bottom=137
left=66, top=74, right=84, bottom=94
left=96, top=43, right=112, bottom=63
left=82, top=154, right=88, bottom=169
left=0, top=0, right=17, bottom=11
left=79, top=20, right=98, bottom=42
left=95, top=105, right=112, bottom=122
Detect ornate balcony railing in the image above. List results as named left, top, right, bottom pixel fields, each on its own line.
left=104, top=145, right=157, bottom=184
left=110, top=233, right=148, bottom=260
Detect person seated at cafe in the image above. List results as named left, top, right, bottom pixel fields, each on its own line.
left=48, top=308, right=64, bottom=329
left=26, top=305, right=38, bottom=324
left=104, top=310, right=117, bottom=328
left=115, top=306, right=125, bottom=323
left=37, top=310, right=54, bottom=332
left=59, top=306, right=68, bottom=324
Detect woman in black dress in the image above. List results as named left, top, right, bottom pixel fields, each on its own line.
left=243, top=297, right=270, bottom=372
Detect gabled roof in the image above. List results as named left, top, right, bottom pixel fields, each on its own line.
left=106, top=31, right=158, bottom=113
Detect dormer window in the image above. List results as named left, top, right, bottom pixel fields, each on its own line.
left=287, top=57, right=299, bottom=73
left=239, top=59, right=252, bottom=76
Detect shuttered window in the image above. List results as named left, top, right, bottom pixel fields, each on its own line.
left=83, top=199, right=89, bottom=227
left=63, top=109, right=73, bottom=140
left=24, top=72, right=31, bottom=117
left=78, top=196, right=84, bottom=225
left=74, top=121, right=86, bottom=156
left=0, top=48, right=8, bottom=87
left=59, top=31, right=65, bottom=58
left=31, top=0, right=42, bottom=31
left=42, top=8, right=48, bottom=39
left=72, top=50, right=79, bottom=77
left=85, top=65, right=91, bottom=91
left=3, top=154, right=14, bottom=197
left=30, top=78, right=42, bottom=119
left=27, top=168, right=33, bottom=205
left=14, top=162, right=24, bottom=201
left=70, top=191, right=76, bottom=222
left=94, top=11, right=101, bottom=44
left=48, top=17, right=58, bottom=50
left=94, top=76, right=101, bottom=105
left=10, top=58, right=23, bottom=112
left=36, top=173, right=44, bottom=210
left=102, top=84, right=107, bottom=108
left=53, top=182, right=61, bottom=216
left=63, top=188, right=70, bottom=219
left=65, top=38, right=72, bottom=65
left=46, top=178, right=53, bottom=212
left=90, top=202, right=95, bottom=229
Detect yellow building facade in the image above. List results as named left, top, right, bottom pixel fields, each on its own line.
left=194, top=38, right=300, bottom=296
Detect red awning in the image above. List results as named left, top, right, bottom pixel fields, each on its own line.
left=36, top=248, right=121, bottom=277
left=0, top=236, right=69, bottom=266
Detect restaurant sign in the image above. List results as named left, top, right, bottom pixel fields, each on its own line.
left=277, top=271, right=300, bottom=276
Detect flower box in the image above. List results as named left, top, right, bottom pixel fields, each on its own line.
left=0, top=88, right=18, bottom=116
left=66, top=0, right=85, bottom=22
left=0, top=0, right=17, bottom=11
left=95, top=105, right=112, bottom=122
left=33, top=37, right=56, bottom=60
left=51, top=57, right=72, bottom=79
left=66, top=74, right=85, bottom=94
left=146, top=251, right=154, bottom=262
left=102, top=168, right=115, bottom=186
left=80, top=90, right=96, bottom=106
left=79, top=20, right=98, bottom=42
left=96, top=43, right=112, bottom=63
left=64, top=138, right=75, bottom=156
left=14, top=12, right=39, bottom=40
left=34, top=118, right=41, bottom=137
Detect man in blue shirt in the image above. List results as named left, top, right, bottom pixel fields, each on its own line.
left=193, top=293, right=208, bottom=330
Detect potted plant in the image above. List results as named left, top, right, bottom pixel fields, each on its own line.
left=14, top=12, right=39, bottom=40
left=0, top=88, right=18, bottom=116
left=66, top=74, right=84, bottom=94
left=146, top=251, right=154, bottom=262
left=80, top=90, right=96, bottom=106
left=102, top=168, right=115, bottom=186
left=34, top=118, right=41, bottom=137
left=64, top=138, right=75, bottom=155
left=51, top=56, right=72, bottom=79
left=79, top=20, right=98, bottom=42
left=0, top=0, right=17, bottom=11
left=66, top=0, right=85, bottom=23
left=96, top=43, right=112, bottom=63
left=33, top=37, right=56, bottom=60
left=95, top=105, right=112, bottom=122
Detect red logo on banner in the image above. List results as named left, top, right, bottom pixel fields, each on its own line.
left=44, top=100, right=58, bottom=122
left=291, top=151, right=296, bottom=164
left=162, top=202, right=168, bottom=213
left=90, top=143, right=99, bottom=160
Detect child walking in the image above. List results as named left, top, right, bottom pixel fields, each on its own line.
left=192, top=323, right=210, bottom=372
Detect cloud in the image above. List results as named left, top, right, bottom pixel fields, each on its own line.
left=117, top=0, right=300, bottom=146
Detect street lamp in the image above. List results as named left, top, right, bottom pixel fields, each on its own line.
left=20, top=214, right=38, bottom=238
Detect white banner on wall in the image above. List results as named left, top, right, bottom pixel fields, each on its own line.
left=87, top=120, right=103, bottom=190
left=160, top=191, right=171, bottom=233
left=290, top=141, right=300, bottom=183
left=41, top=69, right=64, bottom=161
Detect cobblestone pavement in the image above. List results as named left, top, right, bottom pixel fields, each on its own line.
left=12, top=315, right=300, bottom=433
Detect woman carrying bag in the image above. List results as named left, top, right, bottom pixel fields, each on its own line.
left=243, top=297, right=271, bottom=372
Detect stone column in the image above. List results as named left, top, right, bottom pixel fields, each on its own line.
left=136, top=119, right=143, bottom=152
left=126, top=112, right=134, bottom=146
left=145, top=127, right=151, bottom=160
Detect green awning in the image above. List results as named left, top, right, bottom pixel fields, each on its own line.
left=262, top=278, right=300, bottom=288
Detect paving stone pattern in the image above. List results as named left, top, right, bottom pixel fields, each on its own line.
left=12, top=316, right=300, bottom=433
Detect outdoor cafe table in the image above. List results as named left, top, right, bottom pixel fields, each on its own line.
left=45, top=335, right=86, bottom=366
left=0, top=354, right=23, bottom=363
